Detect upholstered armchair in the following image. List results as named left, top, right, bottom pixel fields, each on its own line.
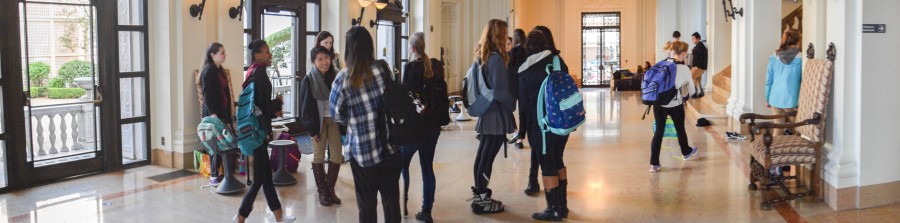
left=739, top=43, right=835, bottom=210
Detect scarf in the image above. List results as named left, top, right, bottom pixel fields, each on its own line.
left=308, top=67, right=332, bottom=100
left=778, top=48, right=801, bottom=64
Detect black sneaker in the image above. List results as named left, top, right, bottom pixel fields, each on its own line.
left=725, top=132, right=737, bottom=139
left=415, top=210, right=433, bottom=223
left=469, top=187, right=504, bottom=214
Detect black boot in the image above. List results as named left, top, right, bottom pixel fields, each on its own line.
left=524, top=178, right=540, bottom=196
left=532, top=187, right=563, bottom=221
left=415, top=209, right=433, bottom=223
left=560, top=180, right=569, bottom=218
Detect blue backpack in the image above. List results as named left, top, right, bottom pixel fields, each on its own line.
left=536, top=55, right=585, bottom=154
left=640, top=58, right=678, bottom=119
left=197, top=116, right=237, bottom=155
left=236, top=82, right=266, bottom=156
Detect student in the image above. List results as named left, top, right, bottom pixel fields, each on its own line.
left=234, top=39, right=294, bottom=223
left=199, top=42, right=233, bottom=187
left=765, top=29, right=803, bottom=136
left=672, top=31, right=681, bottom=41
left=508, top=28, right=528, bottom=150
left=518, top=29, right=573, bottom=221
left=399, top=32, right=450, bottom=223
left=316, top=31, right=345, bottom=71
left=469, top=19, right=515, bottom=214
left=520, top=25, right=559, bottom=197
left=330, top=26, right=401, bottom=223
left=506, top=37, right=514, bottom=52
left=299, top=46, right=343, bottom=206
left=690, top=32, right=708, bottom=98
left=649, top=40, right=699, bottom=173
left=666, top=31, right=681, bottom=58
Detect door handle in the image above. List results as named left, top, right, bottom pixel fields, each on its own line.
left=24, top=91, right=31, bottom=107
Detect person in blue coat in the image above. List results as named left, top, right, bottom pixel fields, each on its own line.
left=765, top=29, right=803, bottom=136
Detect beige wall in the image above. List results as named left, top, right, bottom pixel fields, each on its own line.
left=513, top=0, right=656, bottom=83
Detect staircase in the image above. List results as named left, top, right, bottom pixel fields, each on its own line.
left=711, top=65, right=731, bottom=105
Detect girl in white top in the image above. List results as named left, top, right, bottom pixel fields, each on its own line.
left=649, top=40, right=698, bottom=173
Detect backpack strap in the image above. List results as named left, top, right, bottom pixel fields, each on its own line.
left=544, top=55, right=562, bottom=74
left=536, top=76, right=550, bottom=155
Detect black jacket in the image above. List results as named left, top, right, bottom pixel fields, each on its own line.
left=298, top=68, right=337, bottom=137
left=508, top=46, right=528, bottom=100
left=517, top=50, right=569, bottom=132
left=201, top=66, right=233, bottom=124
left=402, top=58, right=450, bottom=130
left=243, top=65, right=282, bottom=135
left=691, top=41, right=708, bottom=70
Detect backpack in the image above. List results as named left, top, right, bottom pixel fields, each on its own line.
left=269, top=132, right=301, bottom=173
left=462, top=60, right=494, bottom=117
left=236, top=70, right=267, bottom=156
left=375, top=60, right=421, bottom=146
left=536, top=55, right=585, bottom=154
left=640, top=58, right=678, bottom=119
left=197, top=116, right=238, bottom=155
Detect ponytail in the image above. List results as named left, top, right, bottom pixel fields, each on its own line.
left=410, top=32, right=434, bottom=79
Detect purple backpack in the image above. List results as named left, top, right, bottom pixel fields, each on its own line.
left=269, top=133, right=301, bottom=173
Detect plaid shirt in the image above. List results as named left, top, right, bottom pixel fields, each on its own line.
left=329, top=65, right=394, bottom=167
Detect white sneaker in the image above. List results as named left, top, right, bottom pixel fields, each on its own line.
left=270, top=214, right=296, bottom=223
left=649, top=165, right=662, bottom=173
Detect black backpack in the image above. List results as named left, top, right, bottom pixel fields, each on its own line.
left=375, top=60, right=421, bottom=146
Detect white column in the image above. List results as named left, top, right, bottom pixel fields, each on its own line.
left=706, top=0, right=731, bottom=91
left=727, top=0, right=780, bottom=118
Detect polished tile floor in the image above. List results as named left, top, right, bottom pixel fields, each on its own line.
left=1, top=89, right=897, bottom=223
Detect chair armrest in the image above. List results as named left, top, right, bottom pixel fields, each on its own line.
left=751, top=113, right=823, bottom=154
left=739, top=112, right=796, bottom=124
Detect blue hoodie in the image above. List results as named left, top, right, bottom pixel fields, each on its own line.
left=765, top=49, right=803, bottom=109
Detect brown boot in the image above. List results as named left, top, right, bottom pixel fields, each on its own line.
left=326, top=163, right=342, bottom=204
left=312, top=163, right=332, bottom=206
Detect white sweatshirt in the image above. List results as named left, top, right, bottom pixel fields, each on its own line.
left=663, top=63, right=697, bottom=108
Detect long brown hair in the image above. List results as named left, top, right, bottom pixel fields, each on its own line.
left=409, top=32, right=434, bottom=79
left=345, top=26, right=375, bottom=89
left=777, top=29, right=801, bottom=52
left=475, top=19, right=509, bottom=65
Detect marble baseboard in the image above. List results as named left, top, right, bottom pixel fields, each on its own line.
left=825, top=181, right=858, bottom=211
left=151, top=148, right=194, bottom=170
left=859, top=180, right=900, bottom=209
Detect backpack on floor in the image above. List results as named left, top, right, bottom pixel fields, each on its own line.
left=197, top=116, right=237, bottom=155
left=536, top=55, right=585, bottom=154
left=236, top=70, right=267, bottom=156
left=269, top=132, right=301, bottom=173
left=461, top=59, right=494, bottom=117
left=640, top=58, right=678, bottom=119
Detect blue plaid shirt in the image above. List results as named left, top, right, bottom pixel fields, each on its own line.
left=329, top=66, right=393, bottom=167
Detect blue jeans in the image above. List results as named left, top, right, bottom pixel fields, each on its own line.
left=400, top=129, right=441, bottom=211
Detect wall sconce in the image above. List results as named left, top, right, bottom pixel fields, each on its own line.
left=352, top=0, right=389, bottom=27
left=229, top=0, right=245, bottom=20
left=721, top=0, right=743, bottom=22
left=189, top=0, right=207, bottom=20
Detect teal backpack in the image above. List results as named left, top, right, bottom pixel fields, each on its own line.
left=196, top=116, right=237, bottom=155
left=236, top=82, right=266, bottom=156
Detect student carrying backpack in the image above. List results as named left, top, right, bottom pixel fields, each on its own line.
left=640, top=58, right=679, bottom=120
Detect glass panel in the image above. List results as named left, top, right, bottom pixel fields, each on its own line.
left=582, top=13, right=620, bottom=27
left=117, top=0, right=144, bottom=26
left=22, top=3, right=98, bottom=91
left=376, top=21, right=396, bottom=70
left=306, top=3, right=319, bottom=32
left=243, top=33, right=251, bottom=68
left=1, top=141, right=6, bottom=188
left=121, top=122, right=147, bottom=164
left=263, top=13, right=298, bottom=119
left=306, top=35, right=316, bottom=73
left=581, top=13, right=620, bottom=87
left=29, top=105, right=100, bottom=166
left=119, top=77, right=145, bottom=118
left=118, top=31, right=145, bottom=72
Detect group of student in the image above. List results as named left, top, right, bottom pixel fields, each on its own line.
left=196, top=20, right=577, bottom=223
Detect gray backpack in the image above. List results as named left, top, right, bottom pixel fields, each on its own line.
left=462, top=60, right=494, bottom=117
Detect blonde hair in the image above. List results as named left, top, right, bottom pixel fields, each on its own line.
left=663, top=41, right=689, bottom=55
left=475, top=19, right=509, bottom=65
left=409, top=32, right=434, bottom=79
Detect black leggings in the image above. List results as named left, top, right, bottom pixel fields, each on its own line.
left=527, top=129, right=569, bottom=176
left=238, top=143, right=282, bottom=218
left=650, top=105, right=693, bottom=166
left=473, top=134, right=504, bottom=191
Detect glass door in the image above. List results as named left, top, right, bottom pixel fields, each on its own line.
left=581, top=12, right=621, bottom=88
left=1, top=44, right=7, bottom=189
left=18, top=0, right=105, bottom=180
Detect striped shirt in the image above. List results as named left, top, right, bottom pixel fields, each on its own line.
left=329, top=65, right=394, bottom=167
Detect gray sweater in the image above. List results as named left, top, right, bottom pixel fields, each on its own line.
left=475, top=53, right=517, bottom=135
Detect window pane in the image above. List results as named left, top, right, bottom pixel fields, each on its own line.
left=306, top=35, right=316, bottom=73
left=118, top=31, right=145, bottom=72
left=117, top=0, right=144, bottom=25
left=1, top=141, right=7, bottom=188
left=306, top=3, right=319, bottom=32
left=120, top=77, right=145, bottom=118
left=29, top=105, right=100, bottom=166
left=121, top=122, right=147, bottom=164
left=244, top=33, right=251, bottom=68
